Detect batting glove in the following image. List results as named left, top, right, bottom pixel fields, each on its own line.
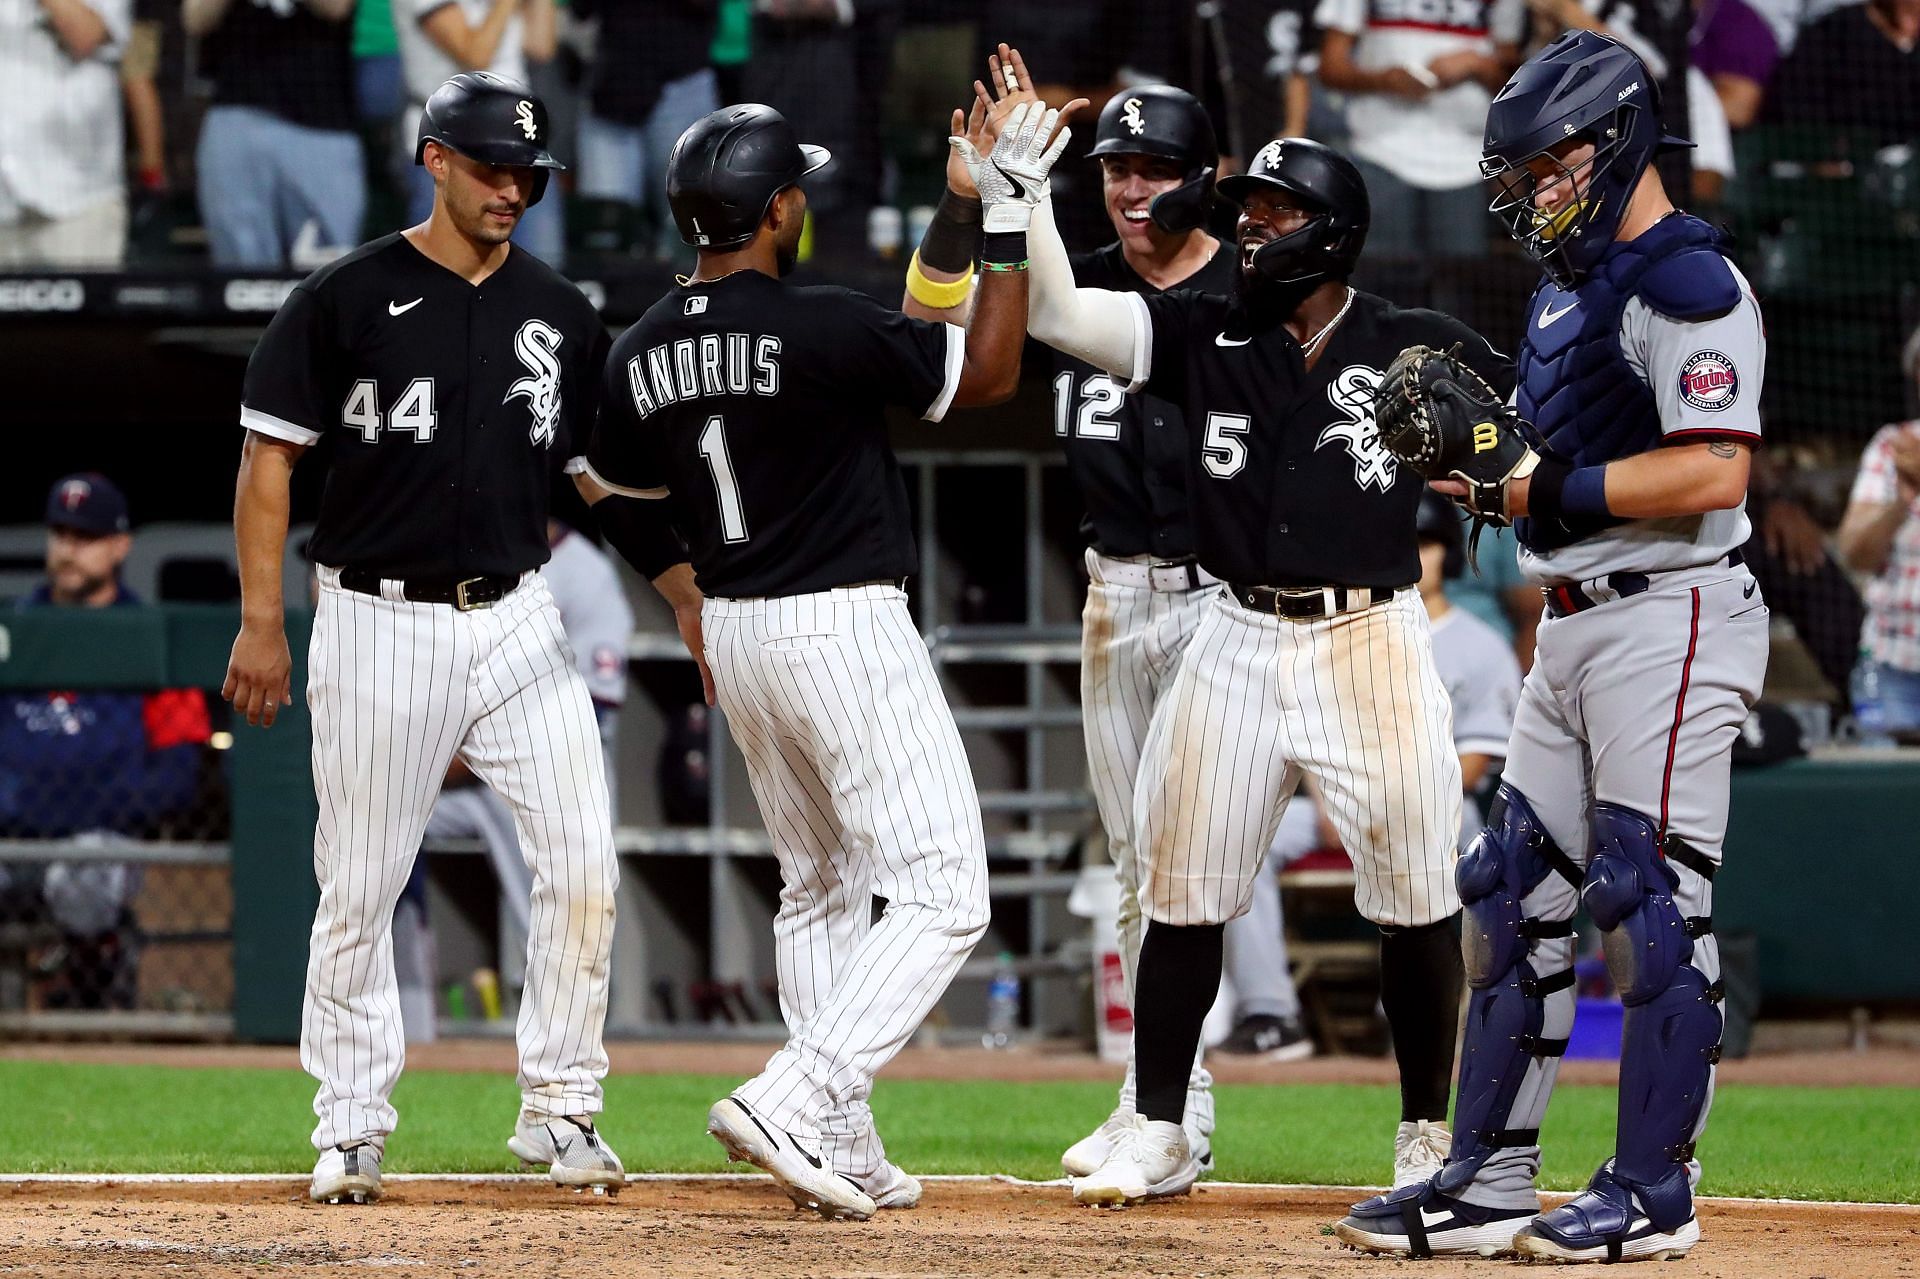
left=950, top=101, right=1075, bottom=234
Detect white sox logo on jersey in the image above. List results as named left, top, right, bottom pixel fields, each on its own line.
left=516, top=100, right=539, bottom=141
left=1121, top=97, right=1146, bottom=134
left=1318, top=364, right=1398, bottom=491
left=506, top=319, right=564, bottom=447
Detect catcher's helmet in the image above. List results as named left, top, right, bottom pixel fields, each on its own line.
left=415, top=73, right=564, bottom=206
left=1088, top=85, right=1220, bottom=234
left=1416, top=490, right=1467, bottom=579
left=1480, top=31, right=1692, bottom=287
left=1217, top=138, right=1369, bottom=293
left=667, top=104, right=830, bottom=250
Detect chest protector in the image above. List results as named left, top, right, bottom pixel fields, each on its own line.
left=1515, top=215, right=1741, bottom=552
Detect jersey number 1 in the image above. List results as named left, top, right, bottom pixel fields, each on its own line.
left=698, top=415, right=749, bottom=544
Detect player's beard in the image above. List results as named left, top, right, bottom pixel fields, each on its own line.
left=1231, top=249, right=1316, bottom=328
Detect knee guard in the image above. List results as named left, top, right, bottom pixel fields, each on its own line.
left=1585, top=804, right=1725, bottom=1231
left=1436, top=786, right=1585, bottom=1192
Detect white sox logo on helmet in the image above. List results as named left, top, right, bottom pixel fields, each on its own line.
left=1254, top=139, right=1286, bottom=172
left=506, top=319, right=564, bottom=446
left=516, top=101, right=538, bottom=141
left=1122, top=97, right=1146, bottom=135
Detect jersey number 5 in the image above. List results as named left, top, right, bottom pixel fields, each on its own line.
left=1202, top=412, right=1250, bottom=479
left=342, top=378, right=437, bottom=443
left=698, top=415, right=749, bottom=544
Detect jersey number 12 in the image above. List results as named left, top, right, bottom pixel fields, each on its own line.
left=698, top=415, right=749, bottom=544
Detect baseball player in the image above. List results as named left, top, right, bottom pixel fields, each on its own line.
left=579, top=99, right=1072, bottom=1220
left=224, top=73, right=633, bottom=1204
left=1024, top=135, right=1509, bottom=1206
left=905, top=60, right=1235, bottom=1182
left=1222, top=493, right=1521, bottom=1065
left=1335, top=31, right=1768, bottom=1262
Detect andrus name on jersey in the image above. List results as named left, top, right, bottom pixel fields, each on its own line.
left=623, top=333, right=782, bottom=420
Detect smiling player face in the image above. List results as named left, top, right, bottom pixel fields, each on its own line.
left=1100, top=154, right=1187, bottom=249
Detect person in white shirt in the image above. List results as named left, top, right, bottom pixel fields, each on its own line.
left=397, top=0, right=562, bottom=263
left=0, top=0, right=131, bottom=267
left=1314, top=0, right=1524, bottom=256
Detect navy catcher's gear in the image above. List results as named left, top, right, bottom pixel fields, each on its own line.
left=1089, top=84, right=1220, bottom=234
left=415, top=73, right=564, bottom=207
left=1480, top=31, right=1691, bottom=289
left=1218, top=137, right=1369, bottom=298
left=1580, top=803, right=1723, bottom=1232
left=667, top=104, right=831, bottom=250
left=1434, top=786, right=1584, bottom=1195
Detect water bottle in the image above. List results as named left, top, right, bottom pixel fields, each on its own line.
left=1850, top=646, right=1895, bottom=748
left=982, top=952, right=1020, bottom=1049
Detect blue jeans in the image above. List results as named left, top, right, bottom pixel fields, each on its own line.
left=1859, top=660, right=1920, bottom=733
left=577, top=68, right=719, bottom=254
left=404, top=163, right=566, bottom=268
left=1350, top=155, right=1490, bottom=258
left=197, top=106, right=367, bottom=268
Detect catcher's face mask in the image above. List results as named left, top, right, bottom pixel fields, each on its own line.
left=1482, top=110, right=1645, bottom=288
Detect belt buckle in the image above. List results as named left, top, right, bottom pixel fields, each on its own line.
left=1149, top=559, right=1196, bottom=591
left=453, top=577, right=492, bottom=611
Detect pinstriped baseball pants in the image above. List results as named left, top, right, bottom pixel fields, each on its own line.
left=706, top=585, right=989, bottom=1177
left=1080, top=550, right=1216, bottom=1124
left=302, top=569, right=617, bottom=1152
left=1134, top=589, right=1463, bottom=930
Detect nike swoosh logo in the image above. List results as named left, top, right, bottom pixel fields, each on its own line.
left=994, top=164, right=1028, bottom=201
left=1538, top=299, right=1578, bottom=328
left=1743, top=581, right=1756, bottom=598
left=789, top=1134, right=824, bottom=1169
left=389, top=298, right=423, bottom=316
left=1215, top=333, right=1251, bottom=347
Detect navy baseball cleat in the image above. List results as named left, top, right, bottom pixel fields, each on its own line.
left=1513, top=1164, right=1701, bottom=1263
left=1333, top=1178, right=1535, bottom=1258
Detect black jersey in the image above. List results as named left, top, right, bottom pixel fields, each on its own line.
left=1056, top=242, right=1236, bottom=560
left=588, top=271, right=964, bottom=599
left=241, top=234, right=609, bottom=579
left=1134, top=288, right=1512, bottom=587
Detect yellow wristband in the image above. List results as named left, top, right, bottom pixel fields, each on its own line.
left=906, top=249, right=976, bottom=310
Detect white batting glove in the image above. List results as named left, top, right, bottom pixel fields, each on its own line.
left=949, top=101, right=1075, bottom=234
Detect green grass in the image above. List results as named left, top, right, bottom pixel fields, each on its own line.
left=8, top=1061, right=1916, bottom=1203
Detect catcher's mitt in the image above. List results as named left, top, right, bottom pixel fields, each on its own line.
left=1375, top=343, right=1539, bottom=527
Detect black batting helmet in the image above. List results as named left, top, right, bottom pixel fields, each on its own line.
left=1217, top=138, right=1369, bottom=292
left=1088, top=85, right=1219, bottom=233
left=1416, top=491, right=1466, bottom=579
left=667, top=104, right=830, bottom=250
left=415, top=73, right=563, bottom=206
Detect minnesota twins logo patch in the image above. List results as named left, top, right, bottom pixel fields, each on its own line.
left=1678, top=350, right=1738, bottom=412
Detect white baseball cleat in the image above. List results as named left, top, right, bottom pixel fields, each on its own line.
left=707, top=1095, right=877, bottom=1221
left=1070, top=1116, right=1200, bottom=1208
left=853, top=1161, right=923, bottom=1209
left=309, top=1142, right=382, bottom=1205
left=1062, top=1108, right=1135, bottom=1178
left=1392, top=1118, right=1452, bottom=1188
left=508, top=1112, right=625, bottom=1194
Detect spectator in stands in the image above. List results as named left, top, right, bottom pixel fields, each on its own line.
left=1203, top=0, right=1325, bottom=164
left=1313, top=0, right=1523, bottom=257
left=1764, top=0, right=1920, bottom=146
left=1692, top=0, right=1780, bottom=129
left=1448, top=526, right=1544, bottom=671
left=122, top=0, right=169, bottom=251
left=0, top=0, right=131, bottom=268
left=0, top=474, right=213, bottom=1010
left=185, top=0, right=363, bottom=268
left=397, top=0, right=562, bottom=263
left=572, top=0, right=719, bottom=260
left=1836, top=326, right=1920, bottom=731
left=1743, top=455, right=1864, bottom=708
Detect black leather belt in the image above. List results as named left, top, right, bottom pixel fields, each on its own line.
left=337, top=568, right=518, bottom=610
left=1541, top=548, right=1744, bottom=619
left=1228, top=582, right=1394, bottom=619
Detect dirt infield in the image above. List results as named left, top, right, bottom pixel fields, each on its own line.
left=3, top=1178, right=1914, bottom=1279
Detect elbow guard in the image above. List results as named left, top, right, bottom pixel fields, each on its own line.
left=594, top=495, right=687, bottom=582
